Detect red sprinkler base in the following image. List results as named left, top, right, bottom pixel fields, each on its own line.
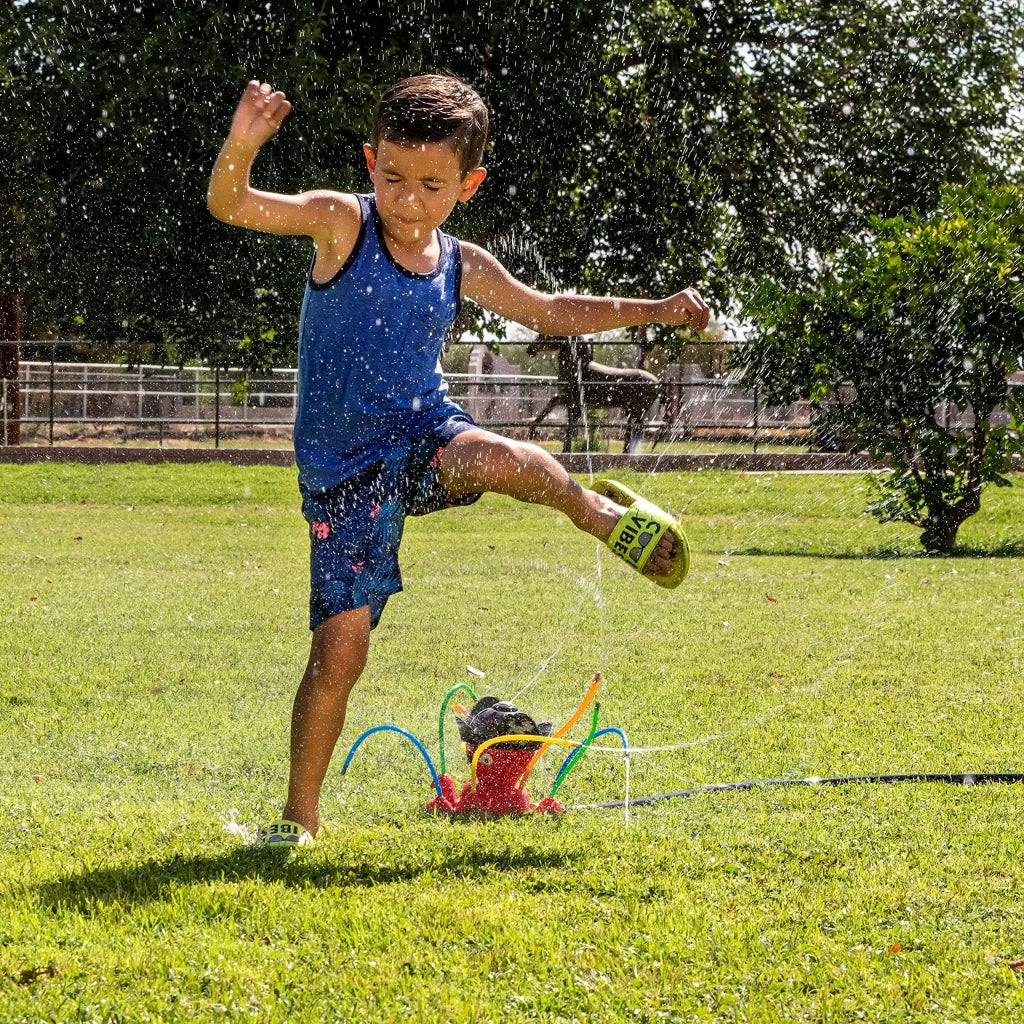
left=427, top=744, right=563, bottom=816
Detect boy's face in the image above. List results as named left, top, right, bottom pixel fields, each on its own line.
left=363, top=138, right=486, bottom=246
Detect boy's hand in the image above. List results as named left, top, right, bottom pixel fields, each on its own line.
left=228, top=80, right=293, bottom=151
left=657, top=287, right=712, bottom=332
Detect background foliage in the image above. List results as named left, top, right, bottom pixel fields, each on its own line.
left=737, top=178, right=1024, bottom=552
left=1, top=0, right=1022, bottom=367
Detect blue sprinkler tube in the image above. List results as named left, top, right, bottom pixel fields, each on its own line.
left=341, top=725, right=443, bottom=799
left=550, top=726, right=630, bottom=798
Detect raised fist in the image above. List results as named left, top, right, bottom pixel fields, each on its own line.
left=228, top=80, right=292, bottom=149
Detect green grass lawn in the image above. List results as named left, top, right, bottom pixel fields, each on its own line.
left=2, top=464, right=1023, bottom=1022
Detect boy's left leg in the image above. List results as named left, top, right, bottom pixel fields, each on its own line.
left=438, top=428, right=676, bottom=576
left=281, top=605, right=371, bottom=838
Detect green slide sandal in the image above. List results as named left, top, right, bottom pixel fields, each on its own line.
left=589, top=478, right=690, bottom=589
left=257, top=818, right=313, bottom=850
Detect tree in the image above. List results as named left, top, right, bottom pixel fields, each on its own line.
left=1, top=1, right=1021, bottom=369
left=737, top=179, right=1024, bottom=553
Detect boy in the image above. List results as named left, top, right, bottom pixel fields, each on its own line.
left=208, top=75, right=711, bottom=847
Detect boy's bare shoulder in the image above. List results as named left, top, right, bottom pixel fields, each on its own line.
left=303, top=189, right=361, bottom=233
left=460, top=240, right=530, bottom=287
left=301, top=190, right=363, bottom=256
left=459, top=240, right=501, bottom=276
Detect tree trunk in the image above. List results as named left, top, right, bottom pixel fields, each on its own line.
left=920, top=491, right=981, bottom=554
left=920, top=518, right=959, bottom=554
left=0, top=291, right=20, bottom=445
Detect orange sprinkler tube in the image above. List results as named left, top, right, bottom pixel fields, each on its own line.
left=519, top=673, right=600, bottom=787
left=469, top=674, right=600, bottom=792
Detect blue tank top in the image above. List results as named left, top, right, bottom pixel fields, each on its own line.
left=294, top=193, right=465, bottom=494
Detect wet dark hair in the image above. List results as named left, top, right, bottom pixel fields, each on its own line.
left=371, top=74, right=489, bottom=176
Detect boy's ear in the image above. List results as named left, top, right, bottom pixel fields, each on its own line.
left=363, top=143, right=377, bottom=175
left=458, top=166, right=487, bottom=202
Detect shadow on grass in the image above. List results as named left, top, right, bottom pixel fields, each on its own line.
left=34, top=842, right=578, bottom=914
left=730, top=540, right=1024, bottom=560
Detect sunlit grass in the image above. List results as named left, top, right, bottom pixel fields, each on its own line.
left=1, top=464, right=1023, bottom=1022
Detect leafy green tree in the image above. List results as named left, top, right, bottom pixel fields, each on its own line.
left=738, top=179, right=1024, bottom=553
left=1, top=1, right=1021, bottom=368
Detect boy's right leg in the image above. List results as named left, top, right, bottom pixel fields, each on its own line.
left=281, top=605, right=371, bottom=837
left=439, top=429, right=678, bottom=576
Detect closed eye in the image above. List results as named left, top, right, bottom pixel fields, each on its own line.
left=384, top=175, right=441, bottom=193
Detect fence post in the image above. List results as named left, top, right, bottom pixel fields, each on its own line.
left=752, top=382, right=760, bottom=453
left=568, top=335, right=584, bottom=453
left=214, top=366, right=220, bottom=448
left=1, top=376, right=6, bottom=446
left=49, top=343, right=55, bottom=445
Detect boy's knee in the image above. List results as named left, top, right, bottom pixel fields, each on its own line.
left=307, top=607, right=371, bottom=683
left=490, top=434, right=533, bottom=465
left=478, top=435, right=535, bottom=484
left=446, top=431, right=519, bottom=482
left=307, top=650, right=365, bottom=689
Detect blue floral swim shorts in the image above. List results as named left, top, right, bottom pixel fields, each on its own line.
left=301, top=414, right=480, bottom=631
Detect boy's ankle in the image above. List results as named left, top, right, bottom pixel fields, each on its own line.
left=577, top=489, right=621, bottom=543
left=281, top=807, right=319, bottom=837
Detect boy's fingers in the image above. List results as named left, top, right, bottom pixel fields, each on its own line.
left=264, top=93, right=291, bottom=124
left=688, top=289, right=710, bottom=331
left=269, top=98, right=292, bottom=124
left=695, top=301, right=708, bottom=332
left=242, top=81, right=270, bottom=112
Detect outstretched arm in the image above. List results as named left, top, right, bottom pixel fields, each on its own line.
left=460, top=241, right=712, bottom=334
left=207, top=80, right=358, bottom=246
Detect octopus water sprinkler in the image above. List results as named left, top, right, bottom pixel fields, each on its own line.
left=341, top=674, right=618, bottom=816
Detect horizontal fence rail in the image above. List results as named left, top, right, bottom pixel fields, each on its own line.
left=1, top=340, right=1020, bottom=452
left=3, top=359, right=814, bottom=450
